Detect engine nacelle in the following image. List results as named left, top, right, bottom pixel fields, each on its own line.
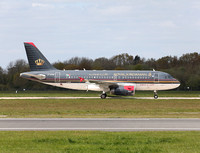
left=110, top=86, right=135, bottom=96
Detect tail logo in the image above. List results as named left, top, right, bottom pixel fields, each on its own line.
left=35, top=59, right=45, bottom=66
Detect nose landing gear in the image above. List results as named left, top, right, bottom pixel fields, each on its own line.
left=154, top=90, right=158, bottom=99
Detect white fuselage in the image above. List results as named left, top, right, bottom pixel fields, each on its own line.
left=42, top=82, right=180, bottom=92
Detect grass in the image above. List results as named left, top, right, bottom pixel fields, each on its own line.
left=0, top=90, right=99, bottom=97
left=0, top=99, right=200, bottom=118
left=0, top=90, right=199, bottom=97
left=0, top=131, right=200, bottom=153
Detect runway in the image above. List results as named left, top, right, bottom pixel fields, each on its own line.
left=0, top=97, right=199, bottom=99
left=0, top=118, right=200, bottom=131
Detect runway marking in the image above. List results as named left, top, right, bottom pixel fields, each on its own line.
left=1, top=128, right=200, bottom=131
left=0, top=97, right=199, bottom=99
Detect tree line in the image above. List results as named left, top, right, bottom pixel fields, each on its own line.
left=0, top=52, right=199, bottom=91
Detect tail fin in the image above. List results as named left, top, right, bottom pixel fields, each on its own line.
left=24, top=42, right=56, bottom=71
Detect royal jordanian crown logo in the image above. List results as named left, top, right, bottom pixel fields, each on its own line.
left=35, top=59, right=45, bottom=66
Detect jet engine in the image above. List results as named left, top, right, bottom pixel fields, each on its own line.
left=110, top=86, right=135, bottom=96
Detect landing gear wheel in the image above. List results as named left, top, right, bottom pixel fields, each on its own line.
left=154, top=95, right=158, bottom=99
left=154, top=90, right=158, bottom=99
left=101, top=93, right=107, bottom=99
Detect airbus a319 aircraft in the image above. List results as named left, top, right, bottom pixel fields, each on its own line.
left=20, top=42, right=180, bottom=99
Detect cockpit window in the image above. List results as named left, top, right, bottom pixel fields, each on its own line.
left=164, top=74, right=173, bottom=79
left=167, top=75, right=173, bottom=79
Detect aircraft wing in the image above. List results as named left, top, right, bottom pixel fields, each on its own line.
left=86, top=79, right=118, bottom=91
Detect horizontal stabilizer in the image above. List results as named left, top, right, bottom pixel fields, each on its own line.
left=20, top=73, right=46, bottom=80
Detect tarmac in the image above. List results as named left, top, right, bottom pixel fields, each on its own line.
left=0, top=118, right=200, bottom=131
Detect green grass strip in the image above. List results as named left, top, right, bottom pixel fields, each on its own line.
left=0, top=99, right=200, bottom=118
left=0, top=131, right=200, bottom=153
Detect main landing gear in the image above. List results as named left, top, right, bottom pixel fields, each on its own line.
left=100, top=92, right=107, bottom=99
left=154, top=90, right=158, bottom=99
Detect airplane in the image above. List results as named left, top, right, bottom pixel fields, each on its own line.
left=20, top=42, right=180, bottom=99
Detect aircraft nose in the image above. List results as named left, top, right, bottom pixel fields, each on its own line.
left=176, top=79, right=181, bottom=88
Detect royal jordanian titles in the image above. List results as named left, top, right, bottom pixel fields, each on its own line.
left=20, top=42, right=180, bottom=99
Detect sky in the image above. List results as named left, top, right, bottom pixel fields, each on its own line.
left=0, top=0, right=200, bottom=68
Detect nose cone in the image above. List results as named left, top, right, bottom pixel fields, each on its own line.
left=175, top=79, right=181, bottom=88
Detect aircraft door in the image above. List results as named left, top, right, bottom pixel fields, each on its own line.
left=55, top=72, right=60, bottom=83
left=113, top=74, right=118, bottom=81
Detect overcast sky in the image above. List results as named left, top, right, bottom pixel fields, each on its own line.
left=0, top=0, right=200, bottom=68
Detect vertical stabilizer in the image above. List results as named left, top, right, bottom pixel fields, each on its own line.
left=24, top=42, right=56, bottom=71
